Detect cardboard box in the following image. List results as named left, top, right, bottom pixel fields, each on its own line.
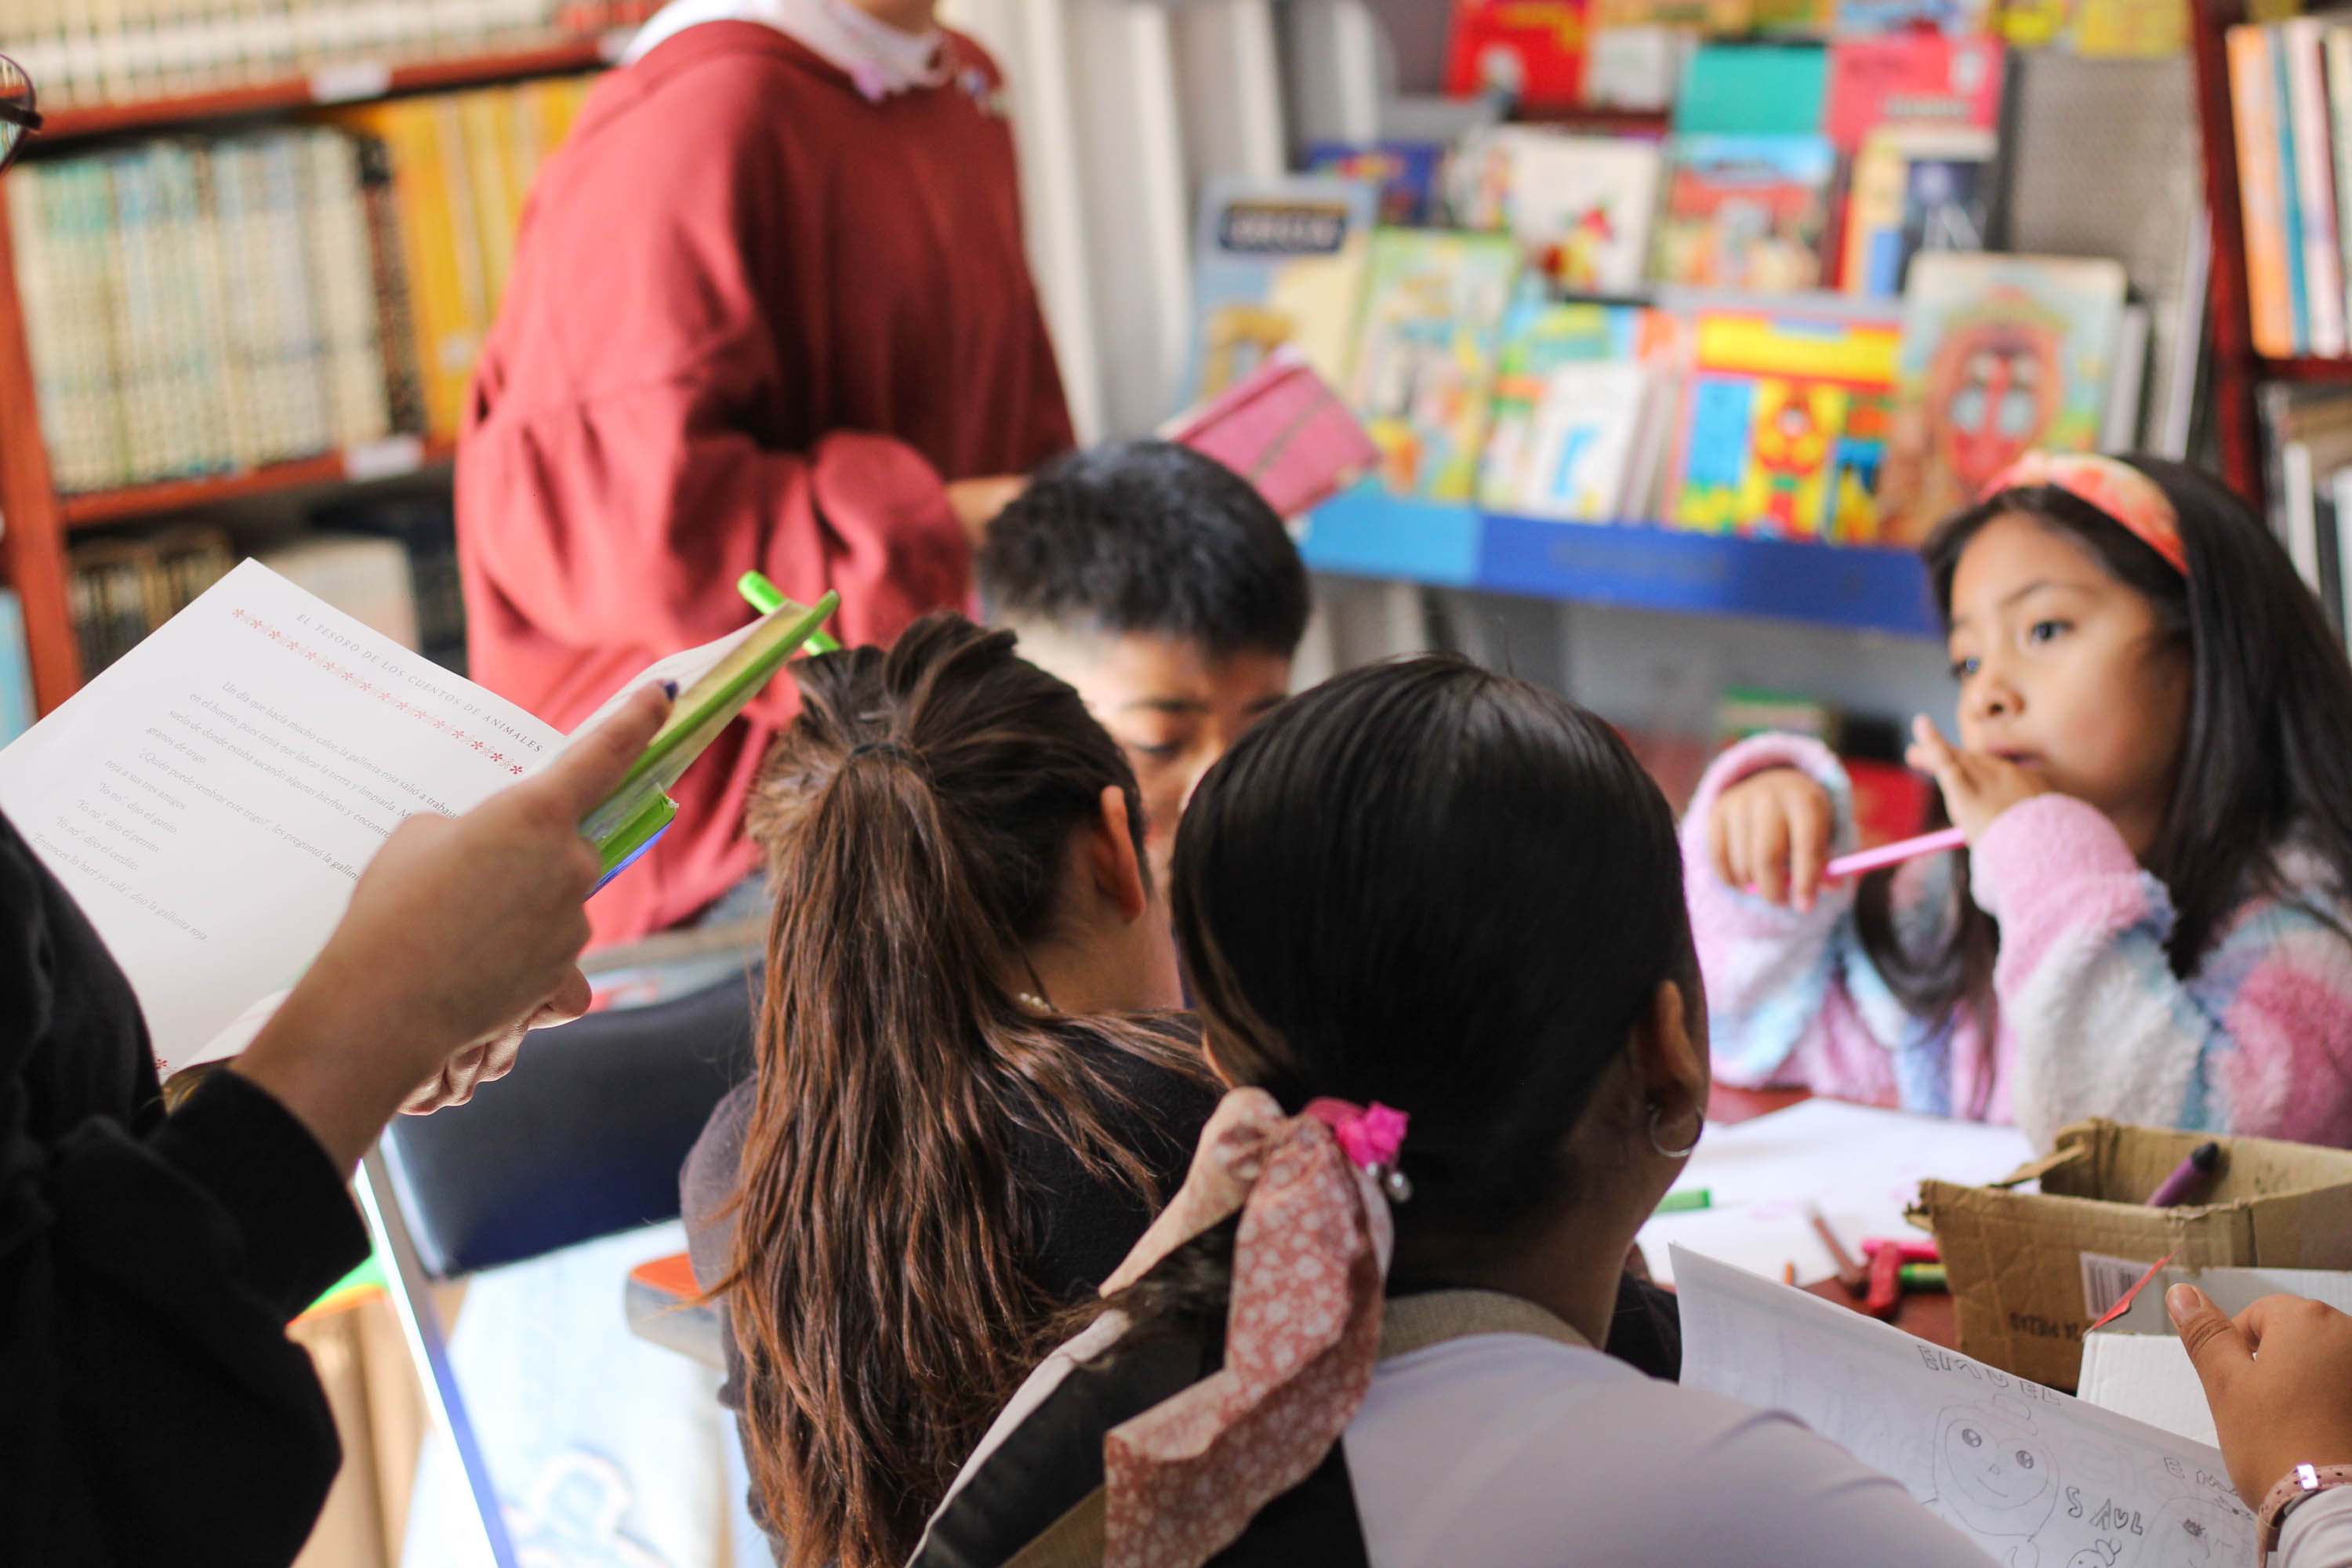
left=1916, top=1119, right=2352, bottom=1391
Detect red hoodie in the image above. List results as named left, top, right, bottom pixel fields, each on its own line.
left=457, top=20, right=1073, bottom=944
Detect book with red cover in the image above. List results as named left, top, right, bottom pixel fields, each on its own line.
left=1160, top=348, right=1381, bottom=520
left=1444, top=0, right=1589, bottom=109
left=1822, top=34, right=2005, bottom=153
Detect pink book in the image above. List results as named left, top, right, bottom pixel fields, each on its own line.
left=1160, top=347, right=1381, bottom=520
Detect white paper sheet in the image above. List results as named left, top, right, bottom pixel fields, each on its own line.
left=1676, top=1247, right=2257, bottom=1568
left=2078, top=1337, right=2217, bottom=1450
left=2077, top=1266, right=2352, bottom=1448
left=0, top=561, right=561, bottom=1073
left=1635, top=1098, right=2036, bottom=1286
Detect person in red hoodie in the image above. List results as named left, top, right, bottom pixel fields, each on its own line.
left=458, top=0, right=1071, bottom=945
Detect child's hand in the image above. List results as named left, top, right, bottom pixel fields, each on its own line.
left=1905, top=717, right=2049, bottom=841
left=1706, top=767, right=1835, bottom=912
left=2171, top=1284, right=2352, bottom=1508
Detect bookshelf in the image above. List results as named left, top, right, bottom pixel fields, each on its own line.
left=2187, top=0, right=2352, bottom=507
left=1301, top=489, right=1941, bottom=640
left=0, top=37, right=619, bottom=716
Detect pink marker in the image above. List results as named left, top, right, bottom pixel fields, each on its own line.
left=1822, top=826, right=1969, bottom=881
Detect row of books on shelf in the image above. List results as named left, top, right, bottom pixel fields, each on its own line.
left=1, top=2, right=648, bottom=108
left=1443, top=0, right=2187, bottom=118
left=1308, top=34, right=2004, bottom=300
left=2228, top=17, right=2352, bottom=361
left=68, top=495, right=466, bottom=683
left=13, top=73, right=592, bottom=494
left=2259, top=383, right=2352, bottom=660
left=1193, top=169, right=2140, bottom=546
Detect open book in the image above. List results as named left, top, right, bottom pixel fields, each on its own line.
left=0, top=559, right=832, bottom=1076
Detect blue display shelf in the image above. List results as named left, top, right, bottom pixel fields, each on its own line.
left=1299, top=489, right=1940, bottom=641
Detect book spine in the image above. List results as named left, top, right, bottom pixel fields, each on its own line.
left=301, top=127, right=393, bottom=449
left=2275, top=26, right=2314, bottom=355
left=351, top=130, right=426, bottom=437
left=2291, top=19, right=2347, bottom=356
left=2234, top=24, right=2299, bottom=359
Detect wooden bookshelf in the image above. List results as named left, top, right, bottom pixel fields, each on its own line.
left=37, top=36, right=623, bottom=142
left=60, top=440, right=458, bottom=530
left=0, top=38, right=617, bottom=715
left=2182, top=0, right=2352, bottom=505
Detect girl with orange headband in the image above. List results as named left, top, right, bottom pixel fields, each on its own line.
left=1694, top=452, right=2352, bottom=1149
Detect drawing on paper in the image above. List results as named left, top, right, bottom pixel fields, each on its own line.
left=1929, top=1396, right=2060, bottom=1565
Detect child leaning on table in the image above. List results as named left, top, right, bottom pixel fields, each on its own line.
left=1690, top=453, right=2352, bottom=1151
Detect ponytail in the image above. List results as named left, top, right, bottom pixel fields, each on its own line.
left=717, top=613, right=1211, bottom=1568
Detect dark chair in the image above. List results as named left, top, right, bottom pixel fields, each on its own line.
left=355, top=924, right=760, bottom=1568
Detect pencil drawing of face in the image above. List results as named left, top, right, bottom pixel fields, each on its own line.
left=1933, top=1403, right=2058, bottom=1537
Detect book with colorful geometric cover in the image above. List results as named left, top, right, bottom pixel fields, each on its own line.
left=1661, top=299, right=1903, bottom=541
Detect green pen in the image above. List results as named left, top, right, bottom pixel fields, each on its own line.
left=1899, top=1262, right=1947, bottom=1291
left=738, top=570, right=842, bottom=653
left=1653, top=1188, right=1711, bottom=1214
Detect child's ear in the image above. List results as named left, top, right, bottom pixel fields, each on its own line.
left=1087, top=784, right=1150, bottom=922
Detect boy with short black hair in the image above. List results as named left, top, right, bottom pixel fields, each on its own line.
left=977, top=441, right=1309, bottom=884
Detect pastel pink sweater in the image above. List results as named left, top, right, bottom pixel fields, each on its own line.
left=1685, top=734, right=2352, bottom=1151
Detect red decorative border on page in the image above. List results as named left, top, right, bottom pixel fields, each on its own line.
left=229, top=608, right=528, bottom=775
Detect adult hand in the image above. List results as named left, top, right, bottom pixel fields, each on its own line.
left=1905, top=716, right=2050, bottom=842
left=234, top=684, right=671, bottom=1168
left=946, top=474, right=1028, bottom=547
left=2170, top=1284, right=2352, bottom=1508
left=1706, top=766, right=1835, bottom=911
left=398, top=965, right=593, bottom=1114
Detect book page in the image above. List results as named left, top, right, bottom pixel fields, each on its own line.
left=1676, top=1247, right=2256, bottom=1567
left=0, top=560, right=561, bottom=1074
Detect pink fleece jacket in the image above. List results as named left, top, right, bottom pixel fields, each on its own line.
left=1685, top=733, right=2352, bottom=1151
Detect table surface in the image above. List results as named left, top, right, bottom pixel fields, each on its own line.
left=1708, top=1083, right=1957, bottom=1347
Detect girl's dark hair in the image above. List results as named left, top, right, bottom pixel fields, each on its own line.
left=715, top=612, right=1212, bottom=1568
left=1857, top=455, right=2352, bottom=1073
left=1148, top=656, right=1694, bottom=1294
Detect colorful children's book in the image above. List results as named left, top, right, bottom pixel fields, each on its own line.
left=1483, top=300, right=1675, bottom=510
left=1660, top=299, right=1902, bottom=539
left=1183, top=175, right=1380, bottom=405
left=1515, top=361, right=1658, bottom=521
left=1840, top=127, right=1996, bottom=296
left=1584, top=24, right=1690, bottom=111
left=1302, top=142, right=1446, bottom=227
left=1674, top=44, right=1829, bottom=136
left=1348, top=229, right=1523, bottom=502
left=1875, top=252, right=2128, bottom=545
left=1652, top=135, right=1837, bottom=292
left=1448, top=127, right=1665, bottom=294
left=1443, top=0, right=1590, bottom=109
left=1822, top=34, right=2004, bottom=154
left=1159, top=348, right=1381, bottom=520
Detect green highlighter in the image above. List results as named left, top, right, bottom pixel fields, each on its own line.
left=581, top=584, right=840, bottom=885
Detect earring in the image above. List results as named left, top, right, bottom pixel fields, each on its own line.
left=1378, top=1165, right=1414, bottom=1203
left=1648, top=1101, right=1704, bottom=1160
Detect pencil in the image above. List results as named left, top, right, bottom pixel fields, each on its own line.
left=1808, top=1204, right=1867, bottom=1292
left=1823, top=826, right=1969, bottom=881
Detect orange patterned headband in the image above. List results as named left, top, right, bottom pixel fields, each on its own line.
left=1978, top=452, right=2187, bottom=577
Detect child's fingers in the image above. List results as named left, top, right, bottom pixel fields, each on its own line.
left=1786, top=793, right=1827, bottom=912
left=1706, top=807, right=1735, bottom=890
left=1751, top=805, right=1791, bottom=906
